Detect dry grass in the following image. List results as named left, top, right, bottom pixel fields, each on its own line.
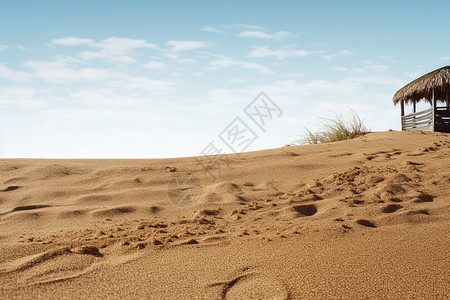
left=300, top=111, right=368, bottom=144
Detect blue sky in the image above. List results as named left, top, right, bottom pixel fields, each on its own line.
left=1, top=0, right=449, bottom=158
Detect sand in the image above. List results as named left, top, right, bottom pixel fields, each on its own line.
left=0, top=130, right=449, bottom=299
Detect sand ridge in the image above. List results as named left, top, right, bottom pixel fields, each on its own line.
left=0, top=131, right=449, bottom=299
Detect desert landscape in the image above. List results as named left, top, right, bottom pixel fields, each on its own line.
left=0, top=130, right=448, bottom=299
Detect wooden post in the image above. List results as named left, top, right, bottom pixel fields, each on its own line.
left=413, top=101, right=416, bottom=113
left=400, top=100, right=404, bottom=131
left=432, top=89, right=436, bottom=131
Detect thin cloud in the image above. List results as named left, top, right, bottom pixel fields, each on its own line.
left=70, top=89, right=144, bottom=107
left=165, top=53, right=197, bottom=64
left=119, top=76, right=176, bottom=93
left=334, top=61, right=390, bottom=74
left=321, top=50, right=355, bottom=60
left=52, top=37, right=94, bottom=46
left=0, top=64, right=34, bottom=82
left=143, top=61, right=167, bottom=70
left=379, top=55, right=397, bottom=63
left=0, top=87, right=47, bottom=109
left=363, top=60, right=390, bottom=72
left=349, top=76, right=403, bottom=86
left=167, top=40, right=209, bottom=52
left=82, top=37, right=159, bottom=62
left=230, top=78, right=248, bottom=84
left=209, top=58, right=273, bottom=74
left=17, top=45, right=30, bottom=51
left=225, top=24, right=262, bottom=29
left=248, top=46, right=310, bottom=58
left=52, top=37, right=161, bottom=62
left=336, top=50, right=355, bottom=56
left=333, top=66, right=366, bottom=73
left=201, top=27, right=225, bottom=34
left=366, top=65, right=390, bottom=72
left=22, top=57, right=122, bottom=83
left=238, top=31, right=291, bottom=39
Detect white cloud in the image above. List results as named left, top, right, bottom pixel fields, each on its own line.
left=362, top=60, right=390, bottom=72
left=52, top=37, right=94, bottom=46
left=17, top=45, right=30, bottom=51
left=366, top=65, right=390, bottom=72
left=167, top=40, right=209, bottom=52
left=40, top=108, right=168, bottom=129
left=259, top=79, right=363, bottom=99
left=349, top=76, right=403, bottom=86
left=165, top=53, right=197, bottom=64
left=239, top=31, right=272, bottom=38
left=201, top=27, right=225, bottom=33
left=74, top=37, right=160, bottom=62
left=70, top=89, right=143, bottom=107
left=2, top=87, right=35, bottom=98
left=226, top=24, right=262, bottom=29
left=196, top=51, right=229, bottom=60
left=379, top=55, right=396, bottom=62
left=0, top=45, right=8, bottom=51
left=336, top=50, right=355, bottom=56
left=439, top=56, right=450, bottom=61
left=97, top=37, right=158, bottom=52
left=333, top=66, right=366, bottom=73
left=23, top=57, right=120, bottom=83
left=248, top=48, right=353, bottom=61
left=119, top=76, right=176, bottom=93
left=320, top=50, right=356, bottom=61
left=230, top=78, right=248, bottom=84
left=334, top=59, right=389, bottom=74
left=209, top=59, right=273, bottom=74
left=0, top=87, right=47, bottom=109
left=248, top=46, right=310, bottom=58
left=238, top=31, right=291, bottom=39
left=204, top=79, right=364, bottom=117
left=0, top=64, right=34, bottom=82
left=144, top=61, right=167, bottom=70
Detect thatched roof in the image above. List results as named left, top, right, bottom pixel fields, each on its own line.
left=393, top=66, right=450, bottom=105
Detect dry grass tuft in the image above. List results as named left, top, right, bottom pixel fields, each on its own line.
left=300, top=111, right=368, bottom=144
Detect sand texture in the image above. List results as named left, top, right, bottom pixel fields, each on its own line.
left=0, top=131, right=449, bottom=299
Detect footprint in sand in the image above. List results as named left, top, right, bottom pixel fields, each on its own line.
left=292, top=204, right=318, bottom=216
left=382, top=204, right=403, bottom=213
left=11, top=205, right=51, bottom=212
left=414, top=192, right=434, bottom=203
left=407, top=209, right=430, bottom=215
left=0, top=245, right=106, bottom=287
left=356, top=219, right=377, bottom=228
left=1, top=186, right=22, bottom=192
left=167, top=173, right=202, bottom=207
left=209, top=267, right=289, bottom=300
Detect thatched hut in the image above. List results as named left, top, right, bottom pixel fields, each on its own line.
left=393, top=66, right=450, bottom=133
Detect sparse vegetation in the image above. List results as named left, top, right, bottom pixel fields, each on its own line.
left=299, top=110, right=368, bottom=144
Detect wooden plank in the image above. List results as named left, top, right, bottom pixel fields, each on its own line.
left=403, top=108, right=432, bottom=118
left=447, top=90, right=449, bottom=108
left=403, top=119, right=432, bottom=124
left=403, top=117, right=432, bottom=124
left=402, top=106, right=435, bottom=132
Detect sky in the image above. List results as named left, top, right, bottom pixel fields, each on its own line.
left=1, top=0, right=449, bottom=158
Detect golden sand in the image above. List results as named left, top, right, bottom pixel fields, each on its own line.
left=0, top=131, right=449, bottom=299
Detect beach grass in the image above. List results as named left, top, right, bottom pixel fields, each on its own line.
left=301, top=111, right=368, bottom=144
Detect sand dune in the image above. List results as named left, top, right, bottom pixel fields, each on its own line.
left=0, top=131, right=449, bottom=299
